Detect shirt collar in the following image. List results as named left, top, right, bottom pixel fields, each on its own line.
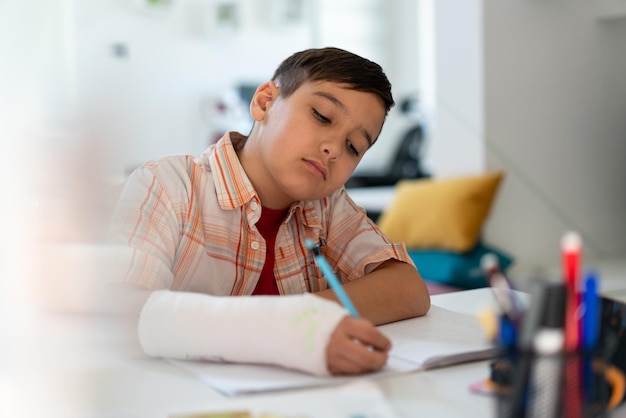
left=288, top=200, right=321, bottom=230
left=208, top=132, right=258, bottom=210
left=207, top=132, right=323, bottom=230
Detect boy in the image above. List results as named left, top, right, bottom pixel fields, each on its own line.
left=109, top=47, right=430, bottom=376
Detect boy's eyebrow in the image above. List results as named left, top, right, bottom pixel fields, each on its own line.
left=312, top=91, right=374, bottom=147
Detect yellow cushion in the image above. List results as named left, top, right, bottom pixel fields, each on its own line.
left=377, top=172, right=504, bottom=252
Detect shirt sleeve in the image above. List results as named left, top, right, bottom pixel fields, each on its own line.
left=324, top=188, right=415, bottom=283
left=108, top=165, right=180, bottom=289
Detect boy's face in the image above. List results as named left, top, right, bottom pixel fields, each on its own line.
left=245, top=80, right=386, bottom=209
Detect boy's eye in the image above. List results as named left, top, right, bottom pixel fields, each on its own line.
left=312, top=108, right=330, bottom=123
left=346, top=140, right=360, bottom=157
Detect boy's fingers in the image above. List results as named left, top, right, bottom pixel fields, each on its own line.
left=346, top=341, right=389, bottom=370
left=326, top=317, right=391, bottom=375
left=327, top=342, right=388, bottom=374
left=327, top=355, right=367, bottom=375
left=354, top=327, right=392, bottom=352
left=344, top=317, right=392, bottom=352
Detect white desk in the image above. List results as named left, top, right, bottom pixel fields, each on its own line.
left=6, top=288, right=626, bottom=418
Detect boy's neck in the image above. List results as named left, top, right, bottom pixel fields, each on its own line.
left=235, top=132, right=295, bottom=210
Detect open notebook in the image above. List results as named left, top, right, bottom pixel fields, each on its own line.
left=168, top=305, right=497, bottom=396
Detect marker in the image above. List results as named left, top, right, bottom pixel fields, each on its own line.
left=481, top=254, right=526, bottom=418
left=527, top=283, right=566, bottom=418
left=561, top=231, right=583, bottom=418
left=304, top=239, right=360, bottom=318
left=507, top=280, right=553, bottom=418
left=562, top=231, right=582, bottom=350
left=481, top=253, right=523, bottom=322
left=507, top=279, right=550, bottom=418
left=582, top=270, right=600, bottom=351
left=499, top=314, right=518, bottom=349
left=582, top=270, right=600, bottom=403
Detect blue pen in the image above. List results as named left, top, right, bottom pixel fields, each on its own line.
left=582, top=270, right=600, bottom=403
left=498, top=314, right=517, bottom=349
left=582, top=270, right=600, bottom=350
left=304, top=239, right=360, bottom=318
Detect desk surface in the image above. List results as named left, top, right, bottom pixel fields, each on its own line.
left=6, top=288, right=626, bottom=418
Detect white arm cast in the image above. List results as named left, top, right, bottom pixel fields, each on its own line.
left=138, top=290, right=348, bottom=375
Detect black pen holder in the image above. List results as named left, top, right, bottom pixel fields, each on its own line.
left=492, top=334, right=624, bottom=418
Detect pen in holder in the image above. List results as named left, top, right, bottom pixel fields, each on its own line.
left=493, top=336, right=623, bottom=418
left=490, top=280, right=625, bottom=418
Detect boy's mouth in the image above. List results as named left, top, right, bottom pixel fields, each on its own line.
left=303, top=159, right=328, bottom=181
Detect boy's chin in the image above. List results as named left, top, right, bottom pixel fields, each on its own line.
left=286, top=188, right=336, bottom=203
left=280, top=178, right=345, bottom=202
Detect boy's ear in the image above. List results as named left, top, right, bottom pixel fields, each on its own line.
left=250, top=81, right=279, bottom=121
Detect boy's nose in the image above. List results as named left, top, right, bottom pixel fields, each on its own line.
left=321, top=139, right=342, bottom=160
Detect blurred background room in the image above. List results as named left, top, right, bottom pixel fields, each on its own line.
left=2, top=0, right=626, bottom=303
left=3, top=0, right=626, bottom=301
left=2, top=0, right=626, bottom=415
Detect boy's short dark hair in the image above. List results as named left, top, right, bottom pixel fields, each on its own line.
left=272, top=47, right=395, bottom=115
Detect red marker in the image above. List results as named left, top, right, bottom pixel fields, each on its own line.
left=561, top=231, right=582, bottom=351
left=561, top=231, right=583, bottom=418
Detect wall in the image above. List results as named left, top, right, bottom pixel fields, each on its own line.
left=426, top=0, right=626, bottom=275
left=429, top=0, right=484, bottom=176
left=73, top=0, right=419, bottom=178
left=75, top=0, right=320, bottom=175
left=482, top=0, right=626, bottom=272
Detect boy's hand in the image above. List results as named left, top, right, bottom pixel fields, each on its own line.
left=325, top=316, right=392, bottom=375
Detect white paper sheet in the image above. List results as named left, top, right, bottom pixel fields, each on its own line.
left=168, top=380, right=398, bottom=418
left=168, top=305, right=496, bottom=396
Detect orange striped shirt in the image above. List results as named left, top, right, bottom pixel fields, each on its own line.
left=109, top=132, right=413, bottom=296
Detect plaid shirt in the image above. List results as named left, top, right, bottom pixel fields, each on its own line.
left=109, top=132, right=413, bottom=296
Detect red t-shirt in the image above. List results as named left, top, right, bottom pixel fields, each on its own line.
left=252, top=206, right=289, bottom=295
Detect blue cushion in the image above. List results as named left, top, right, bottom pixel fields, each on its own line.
left=407, top=242, right=514, bottom=290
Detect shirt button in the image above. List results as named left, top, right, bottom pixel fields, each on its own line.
left=251, top=241, right=260, bottom=250
left=250, top=201, right=258, bottom=211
